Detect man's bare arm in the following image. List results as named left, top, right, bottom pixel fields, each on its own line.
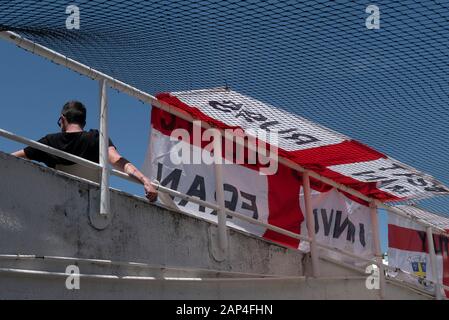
left=11, top=149, right=28, bottom=159
left=108, top=146, right=157, bottom=202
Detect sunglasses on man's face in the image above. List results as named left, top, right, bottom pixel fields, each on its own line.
left=57, top=116, right=63, bottom=128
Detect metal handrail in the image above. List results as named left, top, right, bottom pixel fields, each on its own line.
left=3, top=127, right=449, bottom=299
left=0, top=128, right=380, bottom=266
left=0, top=254, right=282, bottom=279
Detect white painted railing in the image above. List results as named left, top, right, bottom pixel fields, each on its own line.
left=0, top=29, right=447, bottom=299
left=1, top=127, right=447, bottom=299
left=0, top=128, right=368, bottom=259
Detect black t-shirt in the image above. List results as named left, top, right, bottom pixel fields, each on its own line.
left=24, top=129, right=115, bottom=168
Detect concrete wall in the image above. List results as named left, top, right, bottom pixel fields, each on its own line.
left=0, top=152, right=431, bottom=299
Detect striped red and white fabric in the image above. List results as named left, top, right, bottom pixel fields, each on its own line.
left=144, top=88, right=449, bottom=268
left=146, top=106, right=303, bottom=247
left=388, top=207, right=449, bottom=297
left=155, top=89, right=449, bottom=202
left=144, top=103, right=375, bottom=257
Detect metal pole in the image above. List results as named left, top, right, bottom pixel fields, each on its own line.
left=213, top=132, right=228, bottom=259
left=303, top=171, right=320, bottom=277
left=426, top=226, right=443, bottom=300
left=99, top=79, right=110, bottom=216
left=370, top=203, right=385, bottom=299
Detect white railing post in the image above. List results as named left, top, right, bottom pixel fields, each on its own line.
left=426, top=226, right=443, bottom=300
left=370, top=203, right=385, bottom=299
left=303, top=171, right=320, bottom=277
left=99, top=79, right=110, bottom=216
left=6, top=127, right=449, bottom=294
left=213, top=132, right=228, bottom=260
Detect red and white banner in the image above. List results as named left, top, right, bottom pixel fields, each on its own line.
left=144, top=89, right=449, bottom=269
left=143, top=106, right=375, bottom=259
left=388, top=211, right=449, bottom=297
left=299, top=188, right=374, bottom=263
left=154, top=89, right=449, bottom=202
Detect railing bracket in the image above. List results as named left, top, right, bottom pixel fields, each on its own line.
left=208, top=226, right=228, bottom=262
left=88, top=188, right=112, bottom=230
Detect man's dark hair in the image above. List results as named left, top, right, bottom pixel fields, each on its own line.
left=61, top=101, right=86, bottom=127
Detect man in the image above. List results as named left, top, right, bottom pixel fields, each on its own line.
left=12, top=101, right=158, bottom=202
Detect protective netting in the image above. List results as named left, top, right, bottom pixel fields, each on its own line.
left=1, top=0, right=449, bottom=214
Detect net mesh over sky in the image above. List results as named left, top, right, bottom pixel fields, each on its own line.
left=1, top=0, right=449, bottom=216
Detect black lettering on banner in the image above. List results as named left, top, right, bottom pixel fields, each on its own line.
left=353, top=166, right=414, bottom=183
left=383, top=183, right=410, bottom=195
left=346, top=221, right=356, bottom=243
left=359, top=223, right=366, bottom=247
left=278, top=128, right=298, bottom=135
left=157, top=162, right=261, bottom=218
left=209, top=100, right=322, bottom=147
left=313, top=209, right=319, bottom=234
left=314, top=208, right=334, bottom=236
left=321, top=209, right=334, bottom=236
left=260, top=121, right=280, bottom=131
left=315, top=208, right=365, bottom=246
left=260, top=121, right=299, bottom=135
left=240, top=191, right=259, bottom=219
left=404, top=178, right=449, bottom=193
left=156, top=163, right=181, bottom=199
left=425, top=184, right=448, bottom=193
left=209, top=100, right=242, bottom=112
left=378, top=179, right=398, bottom=187
left=417, top=231, right=427, bottom=252
left=391, top=173, right=419, bottom=178
left=378, top=163, right=405, bottom=172
left=259, top=120, right=298, bottom=134
left=178, top=175, right=207, bottom=212
left=408, top=178, right=427, bottom=187
left=333, top=210, right=356, bottom=243
left=224, top=183, right=239, bottom=214
left=283, top=132, right=320, bottom=146
left=352, top=171, right=388, bottom=181
left=378, top=178, right=423, bottom=195
left=351, top=164, right=449, bottom=195
left=235, top=109, right=267, bottom=123
left=211, top=183, right=239, bottom=218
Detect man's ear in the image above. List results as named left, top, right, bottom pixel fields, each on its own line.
left=61, top=116, right=68, bottom=131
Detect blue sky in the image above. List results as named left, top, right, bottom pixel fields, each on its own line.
left=0, top=39, right=389, bottom=252
left=0, top=39, right=151, bottom=197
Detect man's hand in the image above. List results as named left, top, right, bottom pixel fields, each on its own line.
left=108, top=147, right=158, bottom=202
left=143, top=178, right=158, bottom=202
left=11, top=149, right=28, bottom=159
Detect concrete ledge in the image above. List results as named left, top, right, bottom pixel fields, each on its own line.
left=0, top=151, right=302, bottom=275
left=0, top=151, right=431, bottom=299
